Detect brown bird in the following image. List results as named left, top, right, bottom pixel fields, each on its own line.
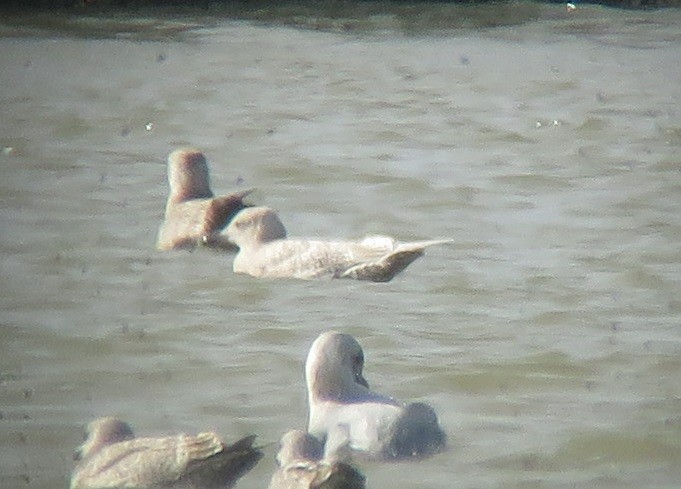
left=156, top=148, right=253, bottom=251
left=70, top=417, right=263, bottom=489
left=268, top=429, right=365, bottom=489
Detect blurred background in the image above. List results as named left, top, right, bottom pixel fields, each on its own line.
left=1, top=2, right=680, bottom=489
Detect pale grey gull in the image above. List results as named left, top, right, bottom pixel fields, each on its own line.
left=305, top=331, right=446, bottom=460
left=224, top=206, right=449, bottom=282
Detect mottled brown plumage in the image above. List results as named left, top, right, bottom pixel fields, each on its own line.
left=268, top=430, right=365, bottom=489
left=157, top=148, right=252, bottom=251
left=70, top=417, right=263, bottom=489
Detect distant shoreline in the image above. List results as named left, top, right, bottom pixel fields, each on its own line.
left=1, top=0, right=680, bottom=12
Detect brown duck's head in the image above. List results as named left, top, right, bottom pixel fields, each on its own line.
left=167, top=148, right=213, bottom=203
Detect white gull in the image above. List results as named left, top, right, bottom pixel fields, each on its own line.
left=305, top=331, right=446, bottom=460
left=268, top=428, right=365, bottom=489
left=157, top=148, right=253, bottom=251
left=70, top=416, right=263, bottom=489
left=224, top=207, right=449, bottom=282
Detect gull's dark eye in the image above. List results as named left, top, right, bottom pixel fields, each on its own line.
left=353, top=352, right=363, bottom=369
left=83, top=431, right=89, bottom=442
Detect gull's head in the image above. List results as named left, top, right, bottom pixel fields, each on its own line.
left=224, top=206, right=287, bottom=248
left=276, top=430, right=324, bottom=467
left=74, top=417, right=134, bottom=461
left=167, top=148, right=213, bottom=203
left=305, top=331, right=370, bottom=403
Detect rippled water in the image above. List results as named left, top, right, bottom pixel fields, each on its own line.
left=1, top=3, right=680, bottom=489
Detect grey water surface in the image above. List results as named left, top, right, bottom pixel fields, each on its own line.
left=1, top=3, right=680, bottom=489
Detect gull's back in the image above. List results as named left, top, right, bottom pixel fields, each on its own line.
left=71, top=433, right=262, bottom=489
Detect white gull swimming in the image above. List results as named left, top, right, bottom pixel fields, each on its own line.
left=224, top=206, right=449, bottom=282
left=305, top=331, right=446, bottom=460
left=70, top=416, right=263, bottom=489
left=156, top=148, right=253, bottom=251
left=268, top=428, right=365, bottom=489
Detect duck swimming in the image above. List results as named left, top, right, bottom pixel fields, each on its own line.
left=157, top=148, right=252, bottom=251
